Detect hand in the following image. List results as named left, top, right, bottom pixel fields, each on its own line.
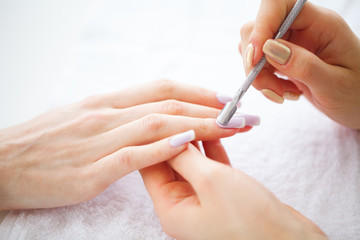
left=239, top=0, right=360, bottom=129
left=140, top=142, right=328, bottom=240
left=0, top=79, right=255, bottom=210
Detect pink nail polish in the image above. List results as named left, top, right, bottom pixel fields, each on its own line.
left=236, top=113, right=260, bottom=126
left=216, top=116, right=246, bottom=129
left=216, top=93, right=241, bottom=107
left=169, top=130, right=196, bottom=147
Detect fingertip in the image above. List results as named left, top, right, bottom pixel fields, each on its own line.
left=249, top=29, right=271, bottom=64
left=169, top=130, right=196, bottom=148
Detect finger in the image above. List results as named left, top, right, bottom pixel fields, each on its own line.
left=262, top=39, right=336, bottom=92
left=240, top=21, right=255, bottom=71
left=249, top=1, right=317, bottom=64
left=93, top=130, right=196, bottom=185
left=77, top=100, right=222, bottom=137
left=102, top=79, right=225, bottom=109
left=167, top=144, right=225, bottom=197
left=202, top=140, right=231, bottom=166
left=118, top=100, right=220, bottom=125
left=252, top=67, right=302, bottom=103
left=96, top=114, right=243, bottom=158
left=140, top=161, right=197, bottom=219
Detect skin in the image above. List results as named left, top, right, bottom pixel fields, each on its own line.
left=140, top=142, right=328, bottom=240
left=240, top=0, right=360, bottom=129
left=140, top=1, right=360, bottom=239
left=0, top=79, right=251, bottom=210
left=1, top=1, right=357, bottom=238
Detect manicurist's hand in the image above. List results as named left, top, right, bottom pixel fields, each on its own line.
left=239, top=0, right=360, bottom=129
left=0, top=79, right=258, bottom=210
left=140, top=142, right=328, bottom=240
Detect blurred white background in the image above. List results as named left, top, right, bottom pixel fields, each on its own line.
left=0, top=0, right=359, bottom=128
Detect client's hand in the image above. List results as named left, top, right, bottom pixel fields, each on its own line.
left=0, top=80, right=255, bottom=210
left=240, top=0, right=360, bottom=129
left=141, top=142, right=328, bottom=240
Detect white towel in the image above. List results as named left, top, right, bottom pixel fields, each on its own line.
left=0, top=0, right=359, bottom=239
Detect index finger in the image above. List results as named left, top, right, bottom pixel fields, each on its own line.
left=249, top=0, right=314, bottom=63
left=100, top=79, right=226, bottom=109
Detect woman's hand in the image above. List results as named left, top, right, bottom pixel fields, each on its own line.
left=140, top=142, right=328, bottom=240
left=0, top=79, right=257, bottom=210
left=239, top=0, right=360, bottom=129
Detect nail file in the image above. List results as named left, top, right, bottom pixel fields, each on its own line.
left=216, top=0, right=307, bottom=126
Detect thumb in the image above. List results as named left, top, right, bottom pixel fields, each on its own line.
left=263, top=39, right=333, bottom=90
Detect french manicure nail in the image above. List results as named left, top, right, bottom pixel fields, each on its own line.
left=216, top=93, right=241, bottom=107
left=235, top=113, right=260, bottom=126
left=244, top=43, right=254, bottom=69
left=263, top=39, right=291, bottom=65
left=169, top=130, right=196, bottom=147
left=283, top=92, right=300, bottom=100
left=217, top=116, right=246, bottom=129
left=261, top=89, right=284, bottom=104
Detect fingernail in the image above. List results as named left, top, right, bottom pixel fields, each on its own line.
left=263, top=39, right=291, bottom=65
left=261, top=89, right=284, bottom=104
left=244, top=43, right=254, bottom=68
left=216, top=93, right=241, bottom=107
left=283, top=92, right=300, bottom=101
left=217, top=116, right=246, bottom=129
left=235, top=113, right=260, bottom=126
left=169, top=130, right=196, bottom=147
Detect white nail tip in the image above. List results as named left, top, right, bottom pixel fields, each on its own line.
left=237, top=113, right=261, bottom=126
left=169, top=130, right=196, bottom=147
left=217, top=116, right=246, bottom=129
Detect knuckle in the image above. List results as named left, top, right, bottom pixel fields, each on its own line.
left=142, top=114, right=165, bottom=131
left=154, top=79, right=175, bottom=98
left=196, top=168, right=219, bottom=190
left=151, top=144, right=164, bottom=160
left=162, top=100, right=184, bottom=115
left=334, top=72, right=353, bottom=96
left=117, top=147, right=135, bottom=170
left=77, top=111, right=110, bottom=129
left=198, top=119, right=211, bottom=133
left=80, top=94, right=104, bottom=109
left=298, top=57, right=317, bottom=81
left=83, top=112, right=106, bottom=122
